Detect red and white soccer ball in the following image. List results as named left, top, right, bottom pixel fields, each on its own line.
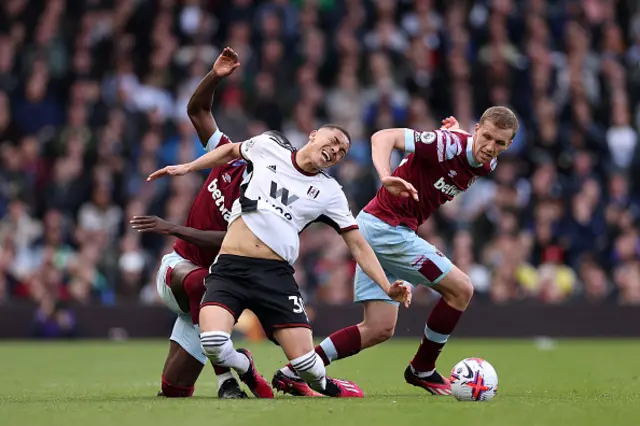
left=449, top=358, right=498, bottom=401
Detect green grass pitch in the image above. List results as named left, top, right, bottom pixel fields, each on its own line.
left=1, top=339, right=639, bottom=426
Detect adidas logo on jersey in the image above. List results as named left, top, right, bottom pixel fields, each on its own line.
left=267, top=165, right=277, bottom=172
left=434, top=177, right=463, bottom=197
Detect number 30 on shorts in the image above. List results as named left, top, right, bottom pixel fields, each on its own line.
left=288, top=296, right=306, bottom=313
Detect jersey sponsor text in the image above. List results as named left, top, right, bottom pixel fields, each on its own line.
left=433, top=177, right=463, bottom=197
left=207, top=178, right=232, bottom=222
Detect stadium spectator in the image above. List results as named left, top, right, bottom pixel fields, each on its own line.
left=0, top=0, right=639, bottom=310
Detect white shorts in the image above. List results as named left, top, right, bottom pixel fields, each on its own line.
left=156, top=251, right=190, bottom=315
left=171, top=314, right=207, bottom=365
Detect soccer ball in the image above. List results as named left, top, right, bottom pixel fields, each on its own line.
left=449, top=358, right=498, bottom=401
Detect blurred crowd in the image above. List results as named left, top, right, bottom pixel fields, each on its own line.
left=1, top=0, right=640, bottom=322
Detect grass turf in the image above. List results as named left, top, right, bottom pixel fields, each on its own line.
left=0, top=339, right=639, bottom=426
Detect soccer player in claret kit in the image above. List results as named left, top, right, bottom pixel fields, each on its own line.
left=130, top=48, right=250, bottom=399
left=273, top=108, right=518, bottom=396
left=148, top=122, right=412, bottom=397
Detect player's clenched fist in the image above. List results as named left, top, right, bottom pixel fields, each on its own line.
left=387, top=280, right=412, bottom=308
left=212, top=47, right=240, bottom=78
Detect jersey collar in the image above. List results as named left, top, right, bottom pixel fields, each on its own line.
left=466, top=136, right=483, bottom=168
left=292, top=151, right=320, bottom=176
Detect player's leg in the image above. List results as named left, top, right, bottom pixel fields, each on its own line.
left=156, top=251, right=191, bottom=315
left=179, top=265, right=240, bottom=397
left=274, top=213, right=401, bottom=395
left=324, top=268, right=401, bottom=358
left=159, top=341, right=201, bottom=397
left=308, top=211, right=405, bottom=363
left=381, top=233, right=464, bottom=395
left=272, top=327, right=364, bottom=398
left=159, top=254, right=241, bottom=396
left=402, top=265, right=470, bottom=394
left=159, top=313, right=247, bottom=398
left=328, top=211, right=406, bottom=355
left=200, top=305, right=273, bottom=398
left=158, top=315, right=204, bottom=397
left=245, top=257, right=363, bottom=398
left=284, top=269, right=399, bottom=369
left=198, top=258, right=273, bottom=398
left=155, top=254, right=210, bottom=396
left=255, top=277, right=364, bottom=398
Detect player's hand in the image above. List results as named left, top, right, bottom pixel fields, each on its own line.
left=130, top=216, right=175, bottom=235
left=381, top=176, right=419, bottom=202
left=441, top=116, right=471, bottom=135
left=441, top=116, right=461, bottom=130
left=388, top=280, right=412, bottom=308
left=212, top=47, right=240, bottom=78
left=147, top=163, right=192, bottom=181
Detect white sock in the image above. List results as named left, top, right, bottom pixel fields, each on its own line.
left=279, top=365, right=299, bottom=379
left=216, top=371, right=235, bottom=388
left=200, top=331, right=250, bottom=375
left=410, top=365, right=435, bottom=378
left=290, top=351, right=326, bottom=391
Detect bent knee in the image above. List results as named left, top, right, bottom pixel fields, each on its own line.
left=458, top=274, right=474, bottom=302
left=375, top=324, right=396, bottom=343
left=361, top=320, right=396, bottom=346
left=443, top=272, right=474, bottom=310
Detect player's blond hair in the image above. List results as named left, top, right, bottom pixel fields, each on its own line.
left=479, top=106, right=519, bottom=140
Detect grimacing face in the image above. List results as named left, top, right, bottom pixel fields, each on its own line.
left=308, top=127, right=350, bottom=169
left=473, top=120, right=514, bottom=164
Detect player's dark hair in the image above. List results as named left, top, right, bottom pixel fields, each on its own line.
left=320, top=124, right=351, bottom=144
left=479, top=106, right=519, bottom=139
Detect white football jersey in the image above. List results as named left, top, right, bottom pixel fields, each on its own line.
left=228, top=131, right=358, bottom=264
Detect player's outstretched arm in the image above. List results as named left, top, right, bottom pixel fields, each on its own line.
left=187, top=47, right=240, bottom=146
left=130, top=216, right=225, bottom=248
left=342, top=229, right=412, bottom=307
left=147, top=142, right=242, bottom=181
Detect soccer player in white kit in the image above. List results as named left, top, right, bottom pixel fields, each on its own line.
left=148, top=126, right=412, bottom=398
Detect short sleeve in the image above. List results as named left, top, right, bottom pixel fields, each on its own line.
left=205, top=129, right=233, bottom=152
left=404, top=128, right=463, bottom=163
left=319, top=192, right=358, bottom=234
left=239, top=134, right=268, bottom=162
